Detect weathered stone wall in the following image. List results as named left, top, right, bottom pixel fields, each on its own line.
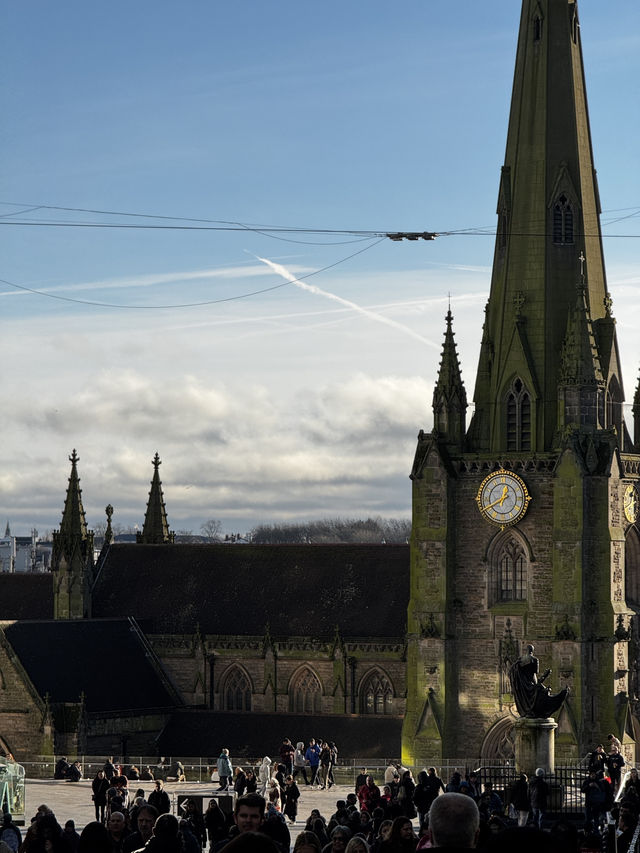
left=0, top=629, right=52, bottom=759
left=152, top=634, right=407, bottom=719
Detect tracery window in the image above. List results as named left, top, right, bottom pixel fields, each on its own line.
left=221, top=666, right=252, bottom=712
left=360, top=670, right=394, bottom=715
left=506, top=378, right=531, bottom=451
left=290, top=667, right=322, bottom=714
left=553, top=195, right=574, bottom=245
left=492, top=536, right=528, bottom=604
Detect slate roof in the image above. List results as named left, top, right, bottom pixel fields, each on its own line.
left=92, top=544, right=409, bottom=638
left=0, top=574, right=54, bottom=620
left=156, top=711, right=403, bottom=759
left=4, top=619, right=177, bottom=713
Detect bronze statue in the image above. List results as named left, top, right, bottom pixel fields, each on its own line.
left=509, top=644, right=568, bottom=718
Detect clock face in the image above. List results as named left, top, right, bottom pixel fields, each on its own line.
left=624, top=485, right=639, bottom=523
left=476, top=469, right=531, bottom=528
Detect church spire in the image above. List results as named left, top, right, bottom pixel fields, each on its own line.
left=52, top=450, right=94, bottom=619
left=432, top=308, right=467, bottom=450
left=137, top=453, right=175, bottom=544
left=469, top=0, right=622, bottom=453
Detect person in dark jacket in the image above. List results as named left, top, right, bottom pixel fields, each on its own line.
left=397, top=771, right=416, bottom=819
left=588, top=744, right=607, bottom=775
left=582, top=770, right=608, bottom=832
left=123, top=805, right=158, bottom=853
left=54, top=757, right=69, bottom=780
left=528, top=768, right=549, bottom=829
left=204, top=799, right=228, bottom=847
left=234, top=767, right=247, bottom=797
left=445, top=771, right=462, bottom=793
left=181, top=799, right=206, bottom=848
left=0, top=813, right=22, bottom=851
left=92, top=770, right=111, bottom=823
left=244, top=769, right=258, bottom=794
left=415, top=768, right=445, bottom=828
left=606, top=745, right=626, bottom=793
left=509, top=773, right=530, bottom=827
left=283, top=775, right=301, bottom=824
left=148, top=780, right=171, bottom=815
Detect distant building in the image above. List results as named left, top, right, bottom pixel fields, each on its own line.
left=0, top=529, right=49, bottom=573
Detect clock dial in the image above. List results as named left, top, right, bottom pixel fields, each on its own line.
left=476, top=469, right=531, bottom=527
left=624, top=485, right=639, bottom=523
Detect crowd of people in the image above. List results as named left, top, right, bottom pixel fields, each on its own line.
left=14, top=737, right=640, bottom=851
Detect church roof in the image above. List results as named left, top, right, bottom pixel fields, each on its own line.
left=92, top=543, right=409, bottom=637
left=4, top=618, right=177, bottom=713
left=0, top=574, right=54, bottom=620
left=156, top=710, right=403, bottom=759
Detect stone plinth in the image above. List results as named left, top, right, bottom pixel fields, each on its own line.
left=513, top=716, right=557, bottom=777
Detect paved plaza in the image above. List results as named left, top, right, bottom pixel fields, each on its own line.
left=24, top=776, right=361, bottom=843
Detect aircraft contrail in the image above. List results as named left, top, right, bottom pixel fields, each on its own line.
left=254, top=255, right=438, bottom=348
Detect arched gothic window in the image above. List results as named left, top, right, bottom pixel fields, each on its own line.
left=553, top=195, right=574, bottom=245
left=506, top=378, right=531, bottom=451
left=290, top=667, right=322, bottom=714
left=360, top=670, right=394, bottom=715
left=490, top=534, right=528, bottom=605
left=221, top=666, right=252, bottom=712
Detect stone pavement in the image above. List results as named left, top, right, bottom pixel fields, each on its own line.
left=24, top=777, right=360, bottom=844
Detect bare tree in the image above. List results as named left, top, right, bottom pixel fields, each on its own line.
left=249, top=517, right=411, bottom=544
left=200, top=519, right=223, bottom=542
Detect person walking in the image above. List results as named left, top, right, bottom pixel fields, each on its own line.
left=283, top=775, right=301, bottom=825
left=259, top=757, right=272, bottom=796
left=528, top=767, right=549, bottom=829
left=293, top=742, right=310, bottom=787
left=217, top=748, right=233, bottom=791
left=305, top=739, right=321, bottom=787
left=92, top=770, right=110, bottom=823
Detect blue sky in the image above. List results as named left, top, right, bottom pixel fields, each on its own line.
left=1, top=2, right=639, bottom=536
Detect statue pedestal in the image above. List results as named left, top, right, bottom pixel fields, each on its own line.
left=513, top=717, right=557, bottom=777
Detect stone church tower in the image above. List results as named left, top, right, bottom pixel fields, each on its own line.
left=403, top=0, right=639, bottom=763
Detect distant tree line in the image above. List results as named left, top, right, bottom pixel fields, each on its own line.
left=40, top=516, right=410, bottom=545
left=248, top=516, right=411, bottom=544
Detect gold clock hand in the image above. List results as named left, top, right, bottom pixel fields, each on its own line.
left=483, top=486, right=509, bottom=512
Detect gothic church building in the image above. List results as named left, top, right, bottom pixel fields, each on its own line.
left=403, top=0, right=640, bottom=764
left=0, top=0, right=639, bottom=765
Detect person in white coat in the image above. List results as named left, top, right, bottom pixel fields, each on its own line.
left=259, top=756, right=272, bottom=796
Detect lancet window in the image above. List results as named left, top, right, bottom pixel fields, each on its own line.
left=490, top=535, right=528, bottom=605
left=553, top=195, right=574, bottom=245
left=221, top=666, right=252, bottom=711
left=506, top=378, right=531, bottom=451
left=360, top=670, right=394, bottom=715
left=290, top=667, right=322, bottom=714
